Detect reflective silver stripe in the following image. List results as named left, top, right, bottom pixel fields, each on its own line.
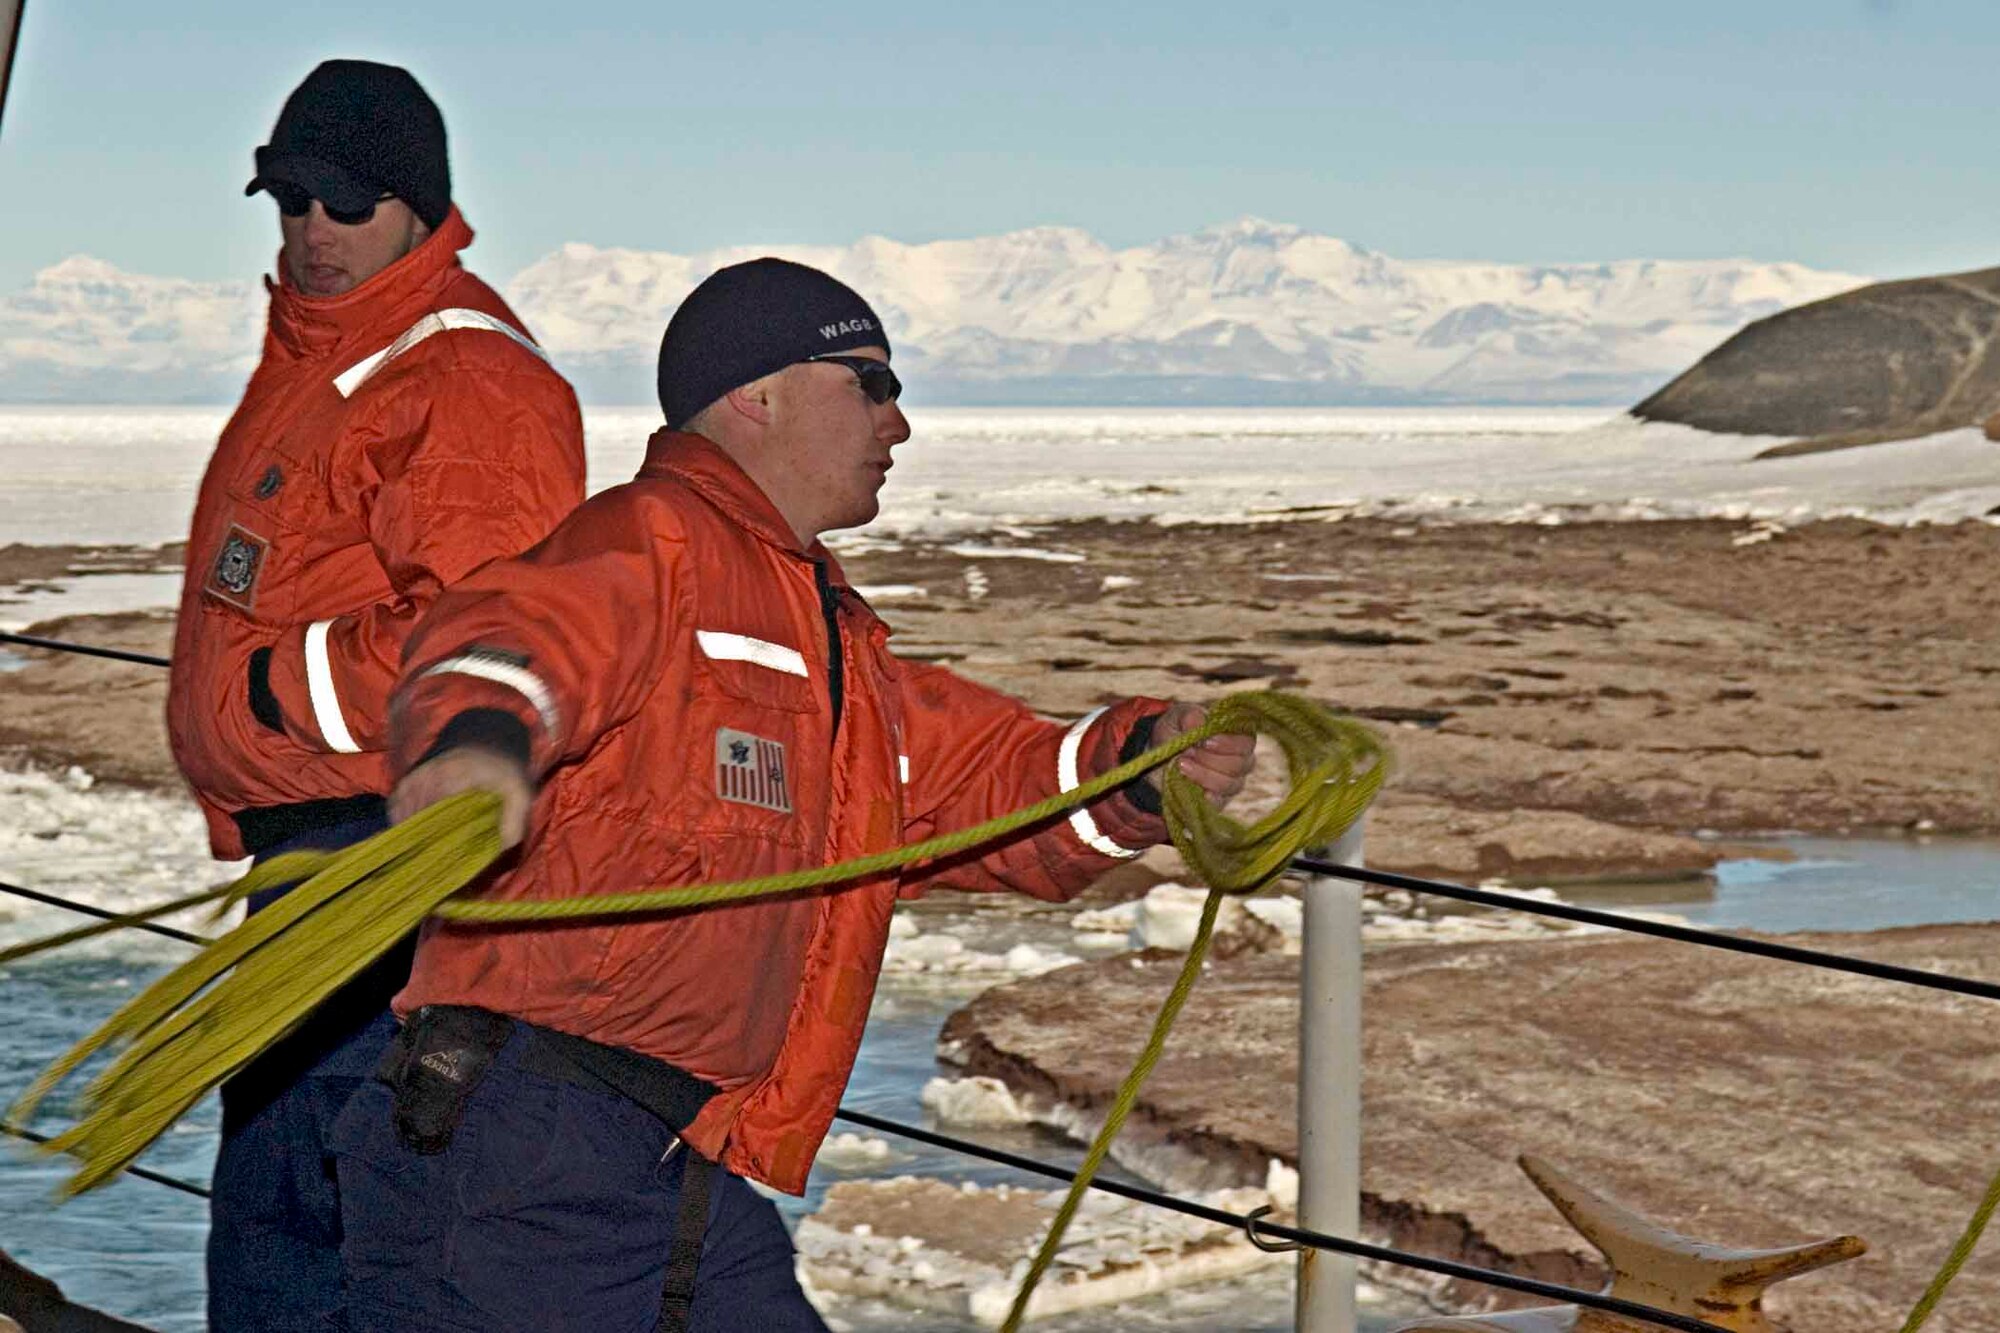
left=333, top=307, right=550, bottom=398
left=331, top=346, right=393, bottom=397
left=1058, top=707, right=1142, bottom=860
left=303, top=619, right=361, bottom=754
left=695, top=630, right=809, bottom=678
left=899, top=754, right=911, bottom=784
left=418, top=655, right=561, bottom=737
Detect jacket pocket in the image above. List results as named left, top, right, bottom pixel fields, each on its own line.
left=680, top=630, right=828, bottom=845
left=691, top=630, right=822, bottom=713
left=200, top=448, right=329, bottom=625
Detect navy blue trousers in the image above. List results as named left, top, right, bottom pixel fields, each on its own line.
left=206, top=810, right=402, bottom=1333
left=332, top=1023, right=829, bottom=1332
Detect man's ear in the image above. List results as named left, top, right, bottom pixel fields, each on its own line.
left=722, top=374, right=777, bottom=427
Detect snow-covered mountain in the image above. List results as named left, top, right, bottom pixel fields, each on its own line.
left=0, top=219, right=1868, bottom=405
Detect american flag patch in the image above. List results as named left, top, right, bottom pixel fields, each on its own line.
left=715, top=728, right=792, bottom=813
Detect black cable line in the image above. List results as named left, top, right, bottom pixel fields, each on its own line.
left=0, top=1102, right=1729, bottom=1333
left=0, top=879, right=208, bottom=947
left=835, top=1108, right=1729, bottom=1333
left=0, top=861, right=1750, bottom=1330
left=0, top=630, right=1960, bottom=1328
left=7, top=629, right=2000, bottom=1009
left=0, top=1121, right=210, bottom=1200
left=1294, top=856, right=2000, bottom=1005
left=0, top=631, right=171, bottom=670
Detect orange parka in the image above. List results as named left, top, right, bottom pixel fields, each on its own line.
left=169, top=209, right=587, bottom=859
left=390, top=431, right=1169, bottom=1193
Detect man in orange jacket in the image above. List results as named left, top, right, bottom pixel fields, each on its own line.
left=166, top=59, right=586, bottom=1331
left=330, top=259, right=1254, bottom=1331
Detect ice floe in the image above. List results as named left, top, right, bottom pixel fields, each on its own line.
left=1070, top=884, right=1298, bottom=955
left=798, top=1173, right=1292, bottom=1326
left=814, top=1132, right=905, bottom=1172
left=883, top=914, right=1080, bottom=984
left=1069, top=881, right=1681, bottom=955
left=919, top=1075, right=1033, bottom=1128
left=0, top=764, right=241, bottom=962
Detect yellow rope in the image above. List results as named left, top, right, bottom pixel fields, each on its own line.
left=998, top=888, right=1224, bottom=1330
left=1898, top=1158, right=2000, bottom=1332
left=8, top=691, right=1381, bottom=1212
left=0, top=883, right=228, bottom=967
left=7, top=677, right=1992, bottom=1327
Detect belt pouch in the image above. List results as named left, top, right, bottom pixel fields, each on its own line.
left=378, top=1005, right=514, bottom=1154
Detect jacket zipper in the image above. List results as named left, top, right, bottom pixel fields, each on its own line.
left=814, top=561, right=845, bottom=739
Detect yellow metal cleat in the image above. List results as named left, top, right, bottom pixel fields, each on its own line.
left=1391, top=1153, right=1865, bottom=1333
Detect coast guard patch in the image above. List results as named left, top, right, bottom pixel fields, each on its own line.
left=205, top=524, right=269, bottom=611
left=716, top=728, right=792, bottom=813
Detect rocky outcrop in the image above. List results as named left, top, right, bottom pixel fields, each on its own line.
left=1633, top=265, right=2000, bottom=455
left=12, top=516, right=2000, bottom=857
left=0, top=610, right=177, bottom=788
left=941, top=926, right=2000, bottom=1329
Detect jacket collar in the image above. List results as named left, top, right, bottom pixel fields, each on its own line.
left=264, top=206, right=476, bottom=360
left=639, top=430, right=851, bottom=582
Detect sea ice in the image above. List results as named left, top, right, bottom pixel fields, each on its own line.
left=0, top=764, right=241, bottom=962
left=13, top=406, right=2000, bottom=557
left=797, top=1173, right=1291, bottom=1327
left=919, top=1076, right=1032, bottom=1128
left=881, top=918, right=1079, bottom=984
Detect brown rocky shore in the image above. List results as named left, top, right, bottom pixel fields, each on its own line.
left=940, top=927, right=2000, bottom=1330
left=8, top=515, right=1999, bottom=879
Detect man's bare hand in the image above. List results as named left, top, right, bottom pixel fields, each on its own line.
left=389, top=747, right=535, bottom=851
left=1144, top=702, right=1257, bottom=811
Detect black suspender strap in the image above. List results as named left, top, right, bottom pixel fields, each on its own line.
left=657, top=1150, right=717, bottom=1333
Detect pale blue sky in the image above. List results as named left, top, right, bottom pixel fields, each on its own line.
left=2, top=0, right=1994, bottom=291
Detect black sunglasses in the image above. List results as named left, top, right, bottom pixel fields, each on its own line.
left=268, top=182, right=396, bottom=227
left=806, top=354, right=903, bottom=405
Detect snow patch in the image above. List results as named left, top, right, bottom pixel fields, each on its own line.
left=1359, top=883, right=1687, bottom=944
left=881, top=918, right=1079, bottom=984
left=919, top=1076, right=1033, bottom=1128
left=813, top=1132, right=902, bottom=1171
left=1088, top=884, right=1299, bottom=955
left=943, top=544, right=1087, bottom=563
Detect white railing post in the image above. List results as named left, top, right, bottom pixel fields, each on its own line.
left=1296, top=820, right=1364, bottom=1333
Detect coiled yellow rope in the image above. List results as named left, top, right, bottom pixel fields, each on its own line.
left=8, top=691, right=1382, bottom=1213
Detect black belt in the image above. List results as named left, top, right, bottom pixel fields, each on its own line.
left=511, top=1018, right=722, bottom=1134
left=377, top=1005, right=721, bottom=1138
left=231, top=793, right=388, bottom=857
left=376, top=1006, right=721, bottom=1329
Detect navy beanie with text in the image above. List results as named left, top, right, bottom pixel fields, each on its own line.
left=657, top=258, right=890, bottom=429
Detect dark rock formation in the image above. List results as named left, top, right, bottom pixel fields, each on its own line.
left=1633, top=266, right=2000, bottom=456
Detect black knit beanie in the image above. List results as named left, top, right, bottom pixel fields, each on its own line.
left=245, top=60, right=452, bottom=230
left=658, top=259, right=891, bottom=429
